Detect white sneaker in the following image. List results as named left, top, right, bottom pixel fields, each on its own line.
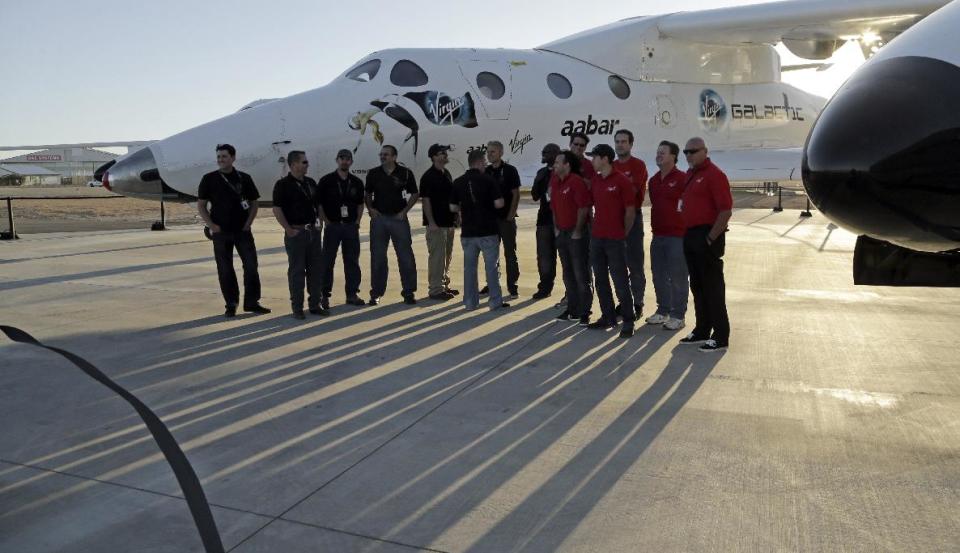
left=663, top=317, right=686, bottom=331
left=645, top=313, right=669, bottom=325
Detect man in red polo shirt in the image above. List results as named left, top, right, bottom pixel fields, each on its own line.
left=679, top=137, right=733, bottom=352
left=645, top=140, right=689, bottom=331
left=586, top=144, right=636, bottom=338
left=550, top=150, right=593, bottom=324
left=613, top=129, right=648, bottom=320
left=568, top=132, right=597, bottom=184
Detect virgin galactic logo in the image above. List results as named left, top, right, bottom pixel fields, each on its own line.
left=698, top=89, right=727, bottom=132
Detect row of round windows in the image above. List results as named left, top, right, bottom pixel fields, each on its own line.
left=345, top=59, right=632, bottom=100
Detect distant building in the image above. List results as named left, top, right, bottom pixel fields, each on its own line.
left=1, top=148, right=118, bottom=186
left=0, top=164, right=61, bottom=187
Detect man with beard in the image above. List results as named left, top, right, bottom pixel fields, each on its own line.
left=420, top=143, right=459, bottom=300
left=364, top=145, right=419, bottom=305
left=317, top=149, right=367, bottom=309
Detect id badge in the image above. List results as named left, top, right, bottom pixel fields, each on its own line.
left=677, top=199, right=683, bottom=213
left=402, top=190, right=410, bottom=201
left=546, top=190, right=551, bottom=202
left=241, top=200, right=250, bottom=210
left=341, top=205, right=349, bottom=218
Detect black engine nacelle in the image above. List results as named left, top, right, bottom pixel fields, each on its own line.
left=854, top=235, right=960, bottom=287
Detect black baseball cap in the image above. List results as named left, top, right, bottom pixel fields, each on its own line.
left=336, top=149, right=353, bottom=159
left=428, top=144, right=450, bottom=157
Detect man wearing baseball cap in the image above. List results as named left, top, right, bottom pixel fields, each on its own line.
left=317, top=149, right=367, bottom=309
left=586, top=143, right=636, bottom=338
left=420, top=144, right=459, bottom=300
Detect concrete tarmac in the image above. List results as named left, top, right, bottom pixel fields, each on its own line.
left=1, top=205, right=958, bottom=552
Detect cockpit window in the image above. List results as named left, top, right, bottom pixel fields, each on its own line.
left=547, top=73, right=572, bottom=99
left=390, top=60, right=429, bottom=87
left=476, top=72, right=506, bottom=100
left=346, top=59, right=381, bottom=82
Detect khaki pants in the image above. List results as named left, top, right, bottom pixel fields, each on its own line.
left=426, top=226, right=455, bottom=295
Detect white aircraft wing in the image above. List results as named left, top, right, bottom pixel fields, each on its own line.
left=540, top=0, right=950, bottom=78
left=657, top=0, right=948, bottom=44
left=706, top=148, right=803, bottom=185
left=0, top=141, right=155, bottom=151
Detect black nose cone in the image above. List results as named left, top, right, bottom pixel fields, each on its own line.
left=802, top=56, right=960, bottom=253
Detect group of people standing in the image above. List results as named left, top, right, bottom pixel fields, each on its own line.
left=196, top=129, right=732, bottom=352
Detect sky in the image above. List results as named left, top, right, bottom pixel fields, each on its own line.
left=0, top=0, right=865, bottom=160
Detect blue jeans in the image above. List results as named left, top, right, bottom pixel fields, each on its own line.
left=650, top=235, right=689, bottom=319
left=370, top=216, right=418, bottom=298
left=625, top=214, right=646, bottom=309
left=461, top=235, right=503, bottom=310
left=590, top=237, right=635, bottom=324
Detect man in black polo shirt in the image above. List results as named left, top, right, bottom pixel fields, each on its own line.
left=485, top=140, right=521, bottom=299
left=531, top=143, right=560, bottom=300
left=364, top=145, right=419, bottom=305
left=272, top=150, right=327, bottom=320
left=197, top=143, right=270, bottom=317
left=317, top=149, right=366, bottom=309
left=450, top=150, right=509, bottom=311
left=421, top=143, right=459, bottom=301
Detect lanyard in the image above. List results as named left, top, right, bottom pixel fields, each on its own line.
left=220, top=172, right=242, bottom=197
left=299, top=181, right=312, bottom=201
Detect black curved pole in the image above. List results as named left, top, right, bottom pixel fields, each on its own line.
left=0, top=325, right=225, bottom=553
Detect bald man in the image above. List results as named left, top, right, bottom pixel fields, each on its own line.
left=678, top=137, right=732, bottom=352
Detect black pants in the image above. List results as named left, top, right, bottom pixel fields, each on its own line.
left=497, top=218, right=519, bottom=294
left=684, top=225, right=729, bottom=344
left=590, top=237, right=635, bottom=325
left=284, top=227, right=323, bottom=311
left=321, top=222, right=362, bottom=299
left=211, top=230, right=261, bottom=309
left=556, top=230, right=592, bottom=318
left=535, top=224, right=557, bottom=294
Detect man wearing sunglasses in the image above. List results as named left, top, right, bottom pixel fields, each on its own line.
left=678, top=137, right=732, bottom=352
left=197, top=143, right=270, bottom=318
left=273, top=150, right=327, bottom=320
left=568, top=132, right=597, bottom=184
left=530, top=143, right=561, bottom=300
